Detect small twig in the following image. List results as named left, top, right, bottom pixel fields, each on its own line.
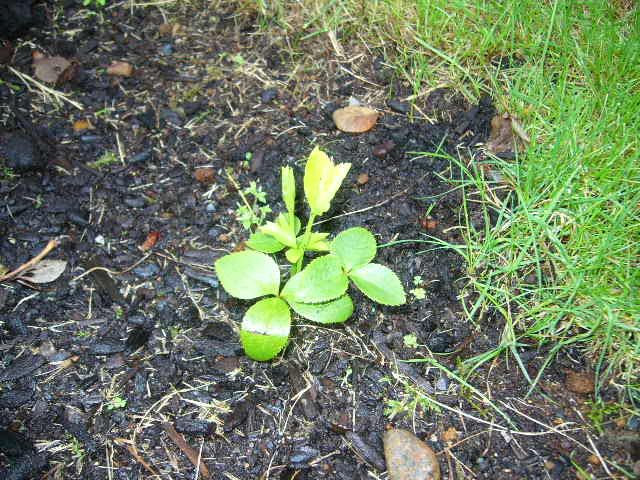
left=114, top=438, right=158, bottom=477
left=8, top=66, right=84, bottom=110
left=0, top=238, right=60, bottom=282
left=162, top=422, right=211, bottom=479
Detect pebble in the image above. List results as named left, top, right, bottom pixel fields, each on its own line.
left=427, top=332, right=454, bottom=353
left=289, top=445, right=319, bottom=465
left=94, top=234, right=105, bottom=245
left=260, top=88, right=278, bottom=103
left=89, top=339, right=125, bottom=355
left=184, top=267, right=219, bottom=287
left=67, top=209, right=89, bottom=226
left=3, top=132, right=43, bottom=171
left=383, top=429, right=440, bottom=480
left=80, top=134, right=101, bottom=143
left=357, top=172, right=370, bottom=185
left=373, top=140, right=396, bottom=158
left=160, top=43, right=173, bottom=55
left=128, top=150, right=151, bottom=164
left=133, top=262, right=160, bottom=279
left=387, top=99, right=410, bottom=114
left=124, top=196, right=145, bottom=208
left=160, top=109, right=182, bottom=126
left=175, top=417, right=214, bottom=436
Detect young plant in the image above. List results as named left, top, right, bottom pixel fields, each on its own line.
left=215, top=147, right=406, bottom=361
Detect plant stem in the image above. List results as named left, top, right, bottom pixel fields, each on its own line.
left=294, top=213, right=316, bottom=273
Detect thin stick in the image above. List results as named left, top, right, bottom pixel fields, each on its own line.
left=8, top=66, right=84, bottom=110
left=0, top=238, right=60, bottom=282
left=162, top=422, right=211, bottom=479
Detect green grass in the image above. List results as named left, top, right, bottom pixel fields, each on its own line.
left=252, top=0, right=640, bottom=403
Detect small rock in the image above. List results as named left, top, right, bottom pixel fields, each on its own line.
left=94, top=234, right=105, bottom=245
left=128, top=150, right=151, bottom=164
left=67, top=209, right=89, bottom=226
left=289, top=445, right=319, bottom=465
left=357, top=173, right=369, bottom=185
left=80, top=134, right=101, bottom=143
left=89, top=339, right=125, bottom=355
left=387, top=99, right=410, bottom=114
left=2, top=133, right=43, bottom=172
left=565, top=370, right=595, bottom=394
left=383, top=429, right=440, bottom=480
left=333, top=106, right=379, bottom=133
left=160, top=109, right=182, bottom=126
left=124, top=196, right=145, bottom=208
left=260, top=88, right=278, bottom=103
left=427, top=332, right=454, bottom=353
left=160, top=43, right=173, bottom=56
left=194, top=167, right=215, bottom=184
left=107, top=61, right=134, bottom=77
left=184, top=267, right=218, bottom=287
left=175, top=417, right=214, bottom=436
left=133, top=262, right=160, bottom=279
left=373, top=140, right=396, bottom=158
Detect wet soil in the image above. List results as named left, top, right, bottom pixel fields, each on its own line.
left=1, top=2, right=636, bottom=479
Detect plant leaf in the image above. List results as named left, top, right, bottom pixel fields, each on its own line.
left=246, top=232, right=285, bottom=253
left=281, top=254, right=348, bottom=303
left=17, top=259, right=67, bottom=283
left=303, top=147, right=351, bottom=216
left=260, top=213, right=299, bottom=248
left=288, top=294, right=353, bottom=324
left=281, top=166, right=296, bottom=214
left=349, top=263, right=406, bottom=306
left=302, top=232, right=330, bottom=252
left=215, top=250, right=280, bottom=299
left=330, top=227, right=376, bottom=271
left=285, top=248, right=303, bottom=264
left=240, top=297, right=291, bottom=361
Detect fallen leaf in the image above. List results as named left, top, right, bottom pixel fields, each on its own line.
left=442, top=427, right=459, bottom=443
left=73, top=118, right=94, bottom=132
left=486, top=113, right=529, bottom=155
left=33, top=53, right=71, bottom=83
left=159, top=23, right=183, bottom=36
left=332, top=106, right=378, bottom=133
left=107, top=61, right=134, bottom=77
left=140, top=231, right=160, bottom=251
left=565, top=370, right=595, bottom=394
left=17, top=259, right=67, bottom=284
left=194, top=167, right=215, bottom=184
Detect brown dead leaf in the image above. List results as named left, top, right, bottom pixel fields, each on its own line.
left=159, top=23, right=183, bottom=36
left=442, top=427, right=459, bottom=443
left=194, top=167, right=215, bottom=184
left=107, top=61, right=134, bottom=77
left=17, top=259, right=67, bottom=284
left=486, top=113, right=529, bottom=155
left=33, top=53, right=71, bottom=84
left=140, top=231, right=160, bottom=251
left=332, top=106, right=379, bottom=133
left=73, top=118, right=94, bottom=132
left=565, top=370, right=595, bottom=394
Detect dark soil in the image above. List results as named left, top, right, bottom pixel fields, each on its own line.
left=1, top=2, right=635, bottom=479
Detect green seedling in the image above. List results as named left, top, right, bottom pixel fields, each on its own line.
left=83, top=0, right=107, bottom=8
left=232, top=177, right=272, bottom=230
left=88, top=151, right=118, bottom=170
left=106, top=395, right=126, bottom=410
left=215, top=147, right=406, bottom=361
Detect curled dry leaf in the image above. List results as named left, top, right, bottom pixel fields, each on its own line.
left=107, top=61, right=134, bottom=77
left=17, top=259, right=67, bottom=284
left=487, top=113, right=529, bottom=155
left=140, top=231, right=160, bottom=251
left=332, top=106, right=379, bottom=133
left=73, top=118, right=94, bottom=132
left=33, top=52, right=71, bottom=84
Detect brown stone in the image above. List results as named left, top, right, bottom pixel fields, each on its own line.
left=332, top=106, right=378, bottom=133
left=383, top=429, right=440, bottom=480
left=357, top=172, right=369, bottom=185
left=194, top=167, right=215, bottom=184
